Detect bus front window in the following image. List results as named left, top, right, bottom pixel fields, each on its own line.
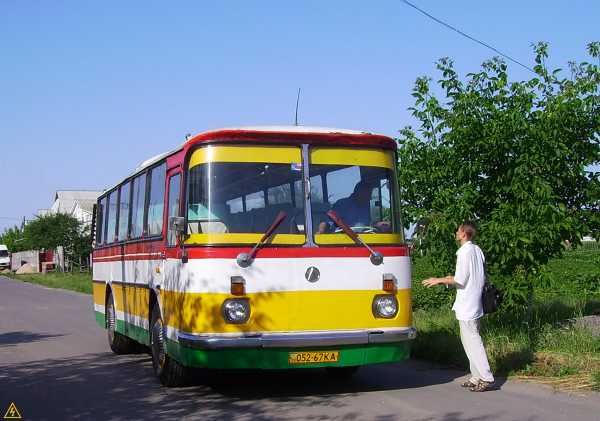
left=309, top=147, right=403, bottom=245
left=186, top=146, right=305, bottom=245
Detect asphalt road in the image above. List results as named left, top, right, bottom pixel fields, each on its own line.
left=1, top=275, right=599, bottom=421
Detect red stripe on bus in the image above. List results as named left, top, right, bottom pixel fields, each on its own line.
left=185, top=246, right=408, bottom=259
left=93, top=245, right=409, bottom=261
left=93, top=240, right=164, bottom=258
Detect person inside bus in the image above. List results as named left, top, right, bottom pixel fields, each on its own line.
left=317, top=180, right=375, bottom=234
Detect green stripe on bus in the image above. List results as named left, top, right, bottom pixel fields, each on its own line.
left=166, top=339, right=410, bottom=369
left=125, top=322, right=150, bottom=346
left=94, top=311, right=105, bottom=328
left=96, top=313, right=150, bottom=346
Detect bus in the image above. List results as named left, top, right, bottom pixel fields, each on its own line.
left=92, top=126, right=415, bottom=386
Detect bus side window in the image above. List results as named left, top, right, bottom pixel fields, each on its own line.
left=96, top=196, right=106, bottom=245
left=118, top=182, right=131, bottom=241
left=130, top=173, right=146, bottom=239
left=147, top=163, right=167, bottom=237
left=105, top=190, right=118, bottom=244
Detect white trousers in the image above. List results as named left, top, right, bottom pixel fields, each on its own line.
left=459, top=319, right=494, bottom=383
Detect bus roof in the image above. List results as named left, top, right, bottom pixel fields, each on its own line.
left=134, top=126, right=395, bottom=172
left=197, top=125, right=374, bottom=136
left=93, top=125, right=396, bottom=195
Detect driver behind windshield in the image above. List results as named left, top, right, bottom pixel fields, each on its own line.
left=317, top=180, right=375, bottom=234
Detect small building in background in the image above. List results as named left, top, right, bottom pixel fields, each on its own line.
left=47, top=190, right=102, bottom=228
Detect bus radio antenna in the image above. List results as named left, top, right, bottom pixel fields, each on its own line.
left=294, top=88, right=301, bottom=126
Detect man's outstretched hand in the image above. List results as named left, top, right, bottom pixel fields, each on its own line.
left=422, top=278, right=443, bottom=288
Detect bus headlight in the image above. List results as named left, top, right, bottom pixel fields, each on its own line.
left=222, top=299, right=250, bottom=324
left=372, top=295, right=398, bottom=319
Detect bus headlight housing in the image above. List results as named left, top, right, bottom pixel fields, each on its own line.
left=222, top=299, right=250, bottom=324
left=372, top=295, right=398, bottom=319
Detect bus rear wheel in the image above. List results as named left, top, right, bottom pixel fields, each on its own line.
left=150, top=305, right=187, bottom=387
left=106, top=292, right=137, bottom=354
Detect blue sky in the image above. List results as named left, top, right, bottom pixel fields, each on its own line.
left=1, top=1, right=598, bottom=233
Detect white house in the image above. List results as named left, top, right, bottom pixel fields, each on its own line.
left=46, top=190, right=101, bottom=227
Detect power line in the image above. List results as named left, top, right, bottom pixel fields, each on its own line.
left=400, top=0, right=536, bottom=74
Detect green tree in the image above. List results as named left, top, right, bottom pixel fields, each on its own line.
left=398, top=42, right=600, bottom=310
left=19, top=214, right=92, bottom=269
left=0, top=226, right=26, bottom=252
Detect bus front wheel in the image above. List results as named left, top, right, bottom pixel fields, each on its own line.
left=150, top=305, right=187, bottom=387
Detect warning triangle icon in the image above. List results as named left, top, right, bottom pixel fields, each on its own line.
left=3, top=402, right=22, bottom=419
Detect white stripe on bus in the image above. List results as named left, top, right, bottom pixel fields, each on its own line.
left=93, top=256, right=411, bottom=293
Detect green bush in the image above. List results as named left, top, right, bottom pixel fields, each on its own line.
left=411, top=256, right=455, bottom=310
left=412, top=249, right=600, bottom=313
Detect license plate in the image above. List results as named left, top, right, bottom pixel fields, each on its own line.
left=288, top=351, right=340, bottom=364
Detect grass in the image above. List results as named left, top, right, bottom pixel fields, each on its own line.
left=4, top=271, right=93, bottom=294
left=592, top=371, right=600, bottom=391
left=412, top=249, right=600, bottom=393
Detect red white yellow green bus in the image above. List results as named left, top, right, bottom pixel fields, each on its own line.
left=92, top=126, right=414, bottom=386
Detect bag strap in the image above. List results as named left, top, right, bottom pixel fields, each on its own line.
left=483, top=256, right=489, bottom=286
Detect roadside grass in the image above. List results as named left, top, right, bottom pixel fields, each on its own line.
left=593, top=371, right=600, bottom=391
left=412, top=248, right=600, bottom=393
left=4, top=272, right=92, bottom=294
left=413, top=302, right=600, bottom=391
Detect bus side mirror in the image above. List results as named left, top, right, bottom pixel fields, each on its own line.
left=169, top=216, right=185, bottom=234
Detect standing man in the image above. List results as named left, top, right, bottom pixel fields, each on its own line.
left=422, top=221, right=495, bottom=392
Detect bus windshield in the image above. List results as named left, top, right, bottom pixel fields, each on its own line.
left=309, top=147, right=403, bottom=245
left=186, top=146, right=305, bottom=245
left=185, top=145, right=402, bottom=246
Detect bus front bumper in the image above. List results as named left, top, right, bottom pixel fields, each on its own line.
left=177, top=327, right=416, bottom=350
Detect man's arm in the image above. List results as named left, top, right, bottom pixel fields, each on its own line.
left=422, top=250, right=469, bottom=288
left=422, top=276, right=458, bottom=288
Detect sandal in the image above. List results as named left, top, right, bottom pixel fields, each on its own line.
left=461, top=380, right=476, bottom=388
left=469, top=380, right=494, bottom=392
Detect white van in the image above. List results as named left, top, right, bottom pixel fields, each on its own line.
left=0, top=245, right=10, bottom=270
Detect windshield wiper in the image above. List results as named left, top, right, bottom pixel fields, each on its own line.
left=326, top=210, right=383, bottom=266
left=237, top=211, right=287, bottom=268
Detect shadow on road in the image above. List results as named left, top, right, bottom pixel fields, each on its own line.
left=201, top=360, right=461, bottom=399
left=0, top=331, right=65, bottom=348
left=0, top=351, right=514, bottom=420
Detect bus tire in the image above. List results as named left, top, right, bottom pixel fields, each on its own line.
left=326, top=366, right=359, bottom=380
left=106, top=291, right=136, bottom=354
left=150, top=305, right=187, bottom=387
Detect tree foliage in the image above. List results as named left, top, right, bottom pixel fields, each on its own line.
left=0, top=226, right=26, bottom=253
left=398, top=42, right=600, bottom=309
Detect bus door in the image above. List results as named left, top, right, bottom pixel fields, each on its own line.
left=163, top=168, right=183, bottom=292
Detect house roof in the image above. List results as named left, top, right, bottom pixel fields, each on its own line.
left=51, top=190, right=102, bottom=215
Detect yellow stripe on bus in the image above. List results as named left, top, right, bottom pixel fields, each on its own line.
left=109, top=283, right=150, bottom=318
left=314, top=233, right=403, bottom=245
left=185, top=233, right=305, bottom=245
left=189, top=145, right=302, bottom=168
left=310, top=148, right=394, bottom=169
left=93, top=282, right=106, bottom=306
left=161, top=288, right=412, bottom=334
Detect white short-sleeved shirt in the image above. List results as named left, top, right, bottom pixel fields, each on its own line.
left=452, top=241, right=486, bottom=321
